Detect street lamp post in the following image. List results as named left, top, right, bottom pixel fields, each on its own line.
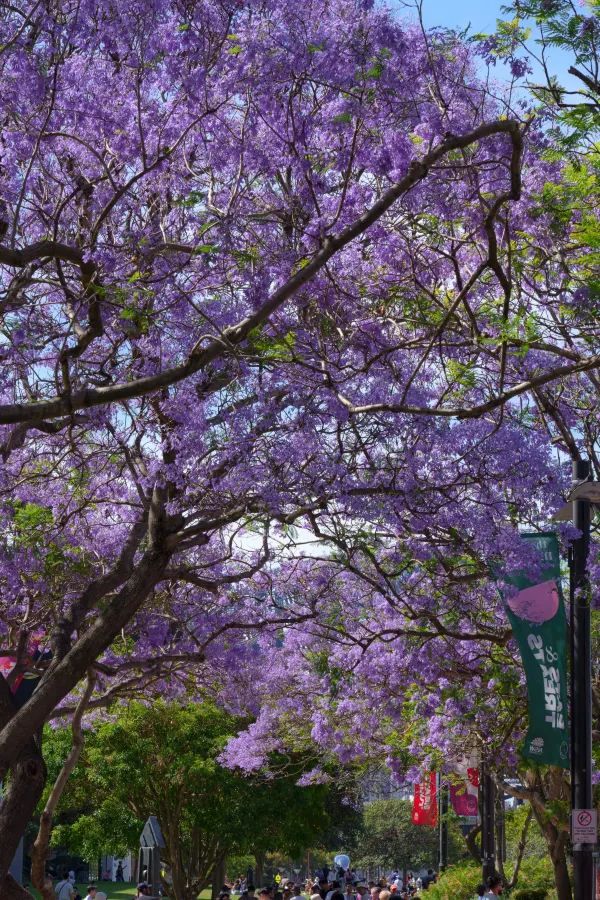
left=554, top=458, right=600, bottom=900
left=438, top=777, right=449, bottom=872
left=570, top=460, right=594, bottom=900
left=481, top=763, right=496, bottom=882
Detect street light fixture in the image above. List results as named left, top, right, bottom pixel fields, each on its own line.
left=553, top=459, right=599, bottom=900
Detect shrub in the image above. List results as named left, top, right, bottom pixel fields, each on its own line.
left=424, top=856, right=557, bottom=900
left=514, top=856, right=555, bottom=894
left=512, top=890, right=548, bottom=900
left=424, top=863, right=481, bottom=900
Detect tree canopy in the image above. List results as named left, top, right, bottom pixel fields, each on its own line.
left=0, top=1, right=599, bottom=899
left=47, top=702, right=338, bottom=900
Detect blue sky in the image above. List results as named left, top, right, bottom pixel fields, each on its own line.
left=388, top=0, right=576, bottom=85
left=386, top=0, right=512, bottom=33
left=418, top=0, right=508, bottom=33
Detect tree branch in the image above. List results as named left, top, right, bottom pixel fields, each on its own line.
left=0, top=120, right=523, bottom=425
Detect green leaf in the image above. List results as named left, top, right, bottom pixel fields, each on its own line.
left=175, top=189, right=206, bottom=208
left=247, top=327, right=296, bottom=361
left=193, top=243, right=220, bottom=254
left=365, top=60, right=384, bottom=80
left=127, top=270, right=144, bottom=283
left=227, top=34, right=242, bottom=55
left=233, top=246, right=260, bottom=265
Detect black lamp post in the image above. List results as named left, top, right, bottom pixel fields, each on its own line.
left=438, top=778, right=449, bottom=872
left=554, top=458, right=600, bottom=900
left=481, top=763, right=496, bottom=882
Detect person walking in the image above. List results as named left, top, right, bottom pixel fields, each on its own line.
left=326, top=881, right=342, bottom=900
left=483, top=876, right=503, bottom=897
left=421, top=871, right=435, bottom=891
left=55, top=871, right=75, bottom=900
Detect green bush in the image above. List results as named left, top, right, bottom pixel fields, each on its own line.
left=512, top=890, right=548, bottom=900
left=424, top=855, right=557, bottom=900
left=515, top=856, right=556, bottom=895
left=424, top=863, right=482, bottom=900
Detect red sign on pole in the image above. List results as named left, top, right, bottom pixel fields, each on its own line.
left=450, top=768, right=479, bottom=817
left=412, top=773, right=438, bottom=827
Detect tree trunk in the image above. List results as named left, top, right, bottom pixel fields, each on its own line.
left=523, top=769, right=572, bottom=900
left=0, top=547, right=170, bottom=881
left=465, top=824, right=481, bottom=865
left=31, top=671, right=96, bottom=900
left=0, top=872, right=34, bottom=899
left=212, top=855, right=227, bottom=900
left=532, top=807, right=572, bottom=900
left=500, top=770, right=572, bottom=900
left=170, top=863, right=186, bottom=900
left=506, top=806, right=532, bottom=889
left=0, top=735, right=46, bottom=886
left=254, top=851, right=265, bottom=889
left=548, top=832, right=571, bottom=900
left=163, top=816, right=185, bottom=900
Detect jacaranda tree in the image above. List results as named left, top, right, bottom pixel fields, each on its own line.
left=0, top=1, right=597, bottom=897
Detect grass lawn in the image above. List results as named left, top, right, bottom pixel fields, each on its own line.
left=27, top=882, right=213, bottom=899
left=27, top=883, right=134, bottom=900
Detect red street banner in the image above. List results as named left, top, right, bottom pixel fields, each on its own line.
left=0, top=656, right=24, bottom=694
left=412, top=772, right=437, bottom=827
left=0, top=636, right=48, bottom=708
left=450, top=767, right=479, bottom=816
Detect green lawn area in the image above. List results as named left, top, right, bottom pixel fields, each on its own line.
left=27, top=883, right=213, bottom=899
left=27, top=883, right=134, bottom=900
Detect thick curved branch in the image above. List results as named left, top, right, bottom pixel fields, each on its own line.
left=336, top=352, right=600, bottom=419
left=0, top=120, right=523, bottom=425
left=0, top=545, right=170, bottom=777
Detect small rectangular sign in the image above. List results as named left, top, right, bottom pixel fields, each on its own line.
left=572, top=809, right=598, bottom=844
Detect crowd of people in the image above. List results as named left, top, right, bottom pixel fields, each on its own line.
left=221, top=865, right=504, bottom=900
left=54, top=872, right=104, bottom=900
left=221, top=868, right=439, bottom=900
left=54, top=864, right=504, bottom=899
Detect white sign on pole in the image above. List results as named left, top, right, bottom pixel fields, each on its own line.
left=571, top=809, right=598, bottom=844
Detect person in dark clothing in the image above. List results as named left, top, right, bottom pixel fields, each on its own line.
left=421, top=870, right=436, bottom=890
left=484, top=876, right=503, bottom=897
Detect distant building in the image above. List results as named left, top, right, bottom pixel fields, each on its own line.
left=361, top=768, right=412, bottom=804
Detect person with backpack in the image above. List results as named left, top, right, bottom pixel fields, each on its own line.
left=55, top=871, right=76, bottom=900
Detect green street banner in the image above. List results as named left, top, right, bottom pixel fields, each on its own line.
left=504, top=533, right=569, bottom=768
